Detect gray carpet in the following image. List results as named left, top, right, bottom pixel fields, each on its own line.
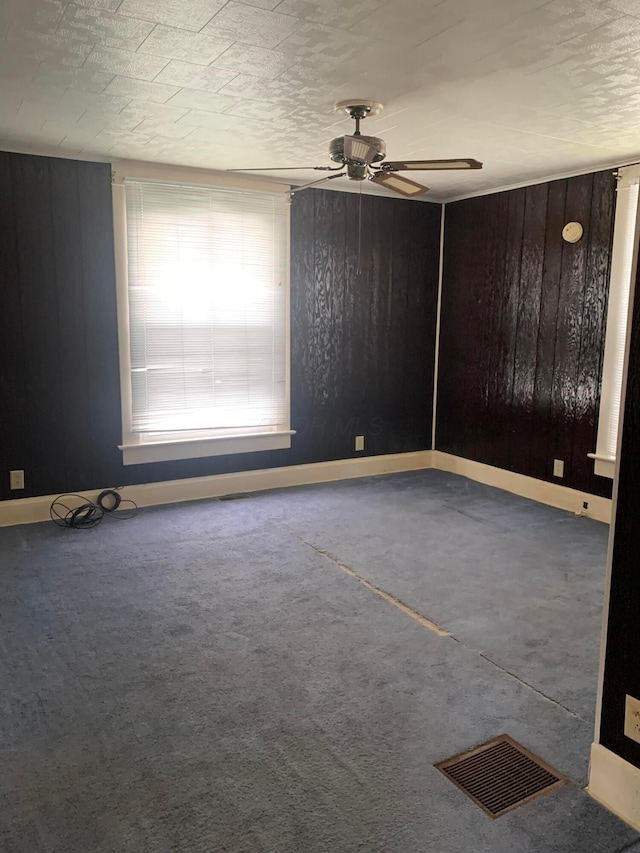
left=0, top=470, right=636, bottom=852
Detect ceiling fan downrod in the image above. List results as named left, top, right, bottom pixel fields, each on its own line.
left=347, top=104, right=371, bottom=137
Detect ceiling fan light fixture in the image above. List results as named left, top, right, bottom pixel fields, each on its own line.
left=343, top=134, right=378, bottom=165
left=370, top=172, right=429, bottom=197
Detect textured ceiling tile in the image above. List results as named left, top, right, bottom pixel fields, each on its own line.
left=459, top=0, right=568, bottom=31
left=0, top=93, right=22, bottom=116
left=184, top=126, right=245, bottom=146
left=166, top=89, right=239, bottom=113
left=17, top=98, right=87, bottom=124
left=2, top=0, right=640, bottom=198
left=177, top=110, right=246, bottom=130
left=275, top=22, right=368, bottom=59
left=73, top=0, right=124, bottom=11
left=153, top=60, right=237, bottom=92
left=74, top=110, right=142, bottom=134
left=133, top=119, right=195, bottom=138
left=137, top=24, right=231, bottom=65
left=604, top=0, right=640, bottom=18
left=353, top=0, right=463, bottom=46
left=413, top=19, right=524, bottom=65
left=60, top=88, right=133, bottom=114
left=235, top=0, right=282, bottom=10
left=41, top=120, right=104, bottom=143
left=33, top=63, right=114, bottom=93
left=499, top=0, right=623, bottom=45
left=274, top=0, right=385, bottom=29
left=0, top=52, right=41, bottom=82
left=3, top=111, right=49, bottom=134
left=0, top=0, right=65, bottom=33
left=224, top=100, right=292, bottom=120
left=562, top=16, right=640, bottom=59
left=84, top=45, right=170, bottom=80
left=217, top=72, right=324, bottom=101
left=6, top=27, right=94, bottom=66
left=89, top=128, right=157, bottom=148
left=103, top=76, right=181, bottom=103
left=0, top=80, right=67, bottom=105
left=119, top=100, right=191, bottom=123
left=279, top=57, right=358, bottom=85
left=56, top=5, right=155, bottom=51
left=202, top=3, right=302, bottom=49
left=36, top=124, right=68, bottom=144
left=117, top=0, right=224, bottom=30
left=470, top=42, right=576, bottom=77
left=212, top=44, right=297, bottom=78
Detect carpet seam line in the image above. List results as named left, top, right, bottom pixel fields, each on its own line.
left=294, top=533, right=587, bottom=723
left=294, top=536, right=450, bottom=637
left=471, top=647, right=585, bottom=721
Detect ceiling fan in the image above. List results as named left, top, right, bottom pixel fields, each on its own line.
left=228, top=99, right=482, bottom=198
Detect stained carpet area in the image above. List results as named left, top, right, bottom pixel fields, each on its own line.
left=0, top=470, right=636, bottom=852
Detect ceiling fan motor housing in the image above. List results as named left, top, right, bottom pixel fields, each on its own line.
left=330, top=135, right=386, bottom=167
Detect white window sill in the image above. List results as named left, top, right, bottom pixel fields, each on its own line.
left=119, top=430, right=294, bottom=466
left=588, top=453, right=615, bottom=480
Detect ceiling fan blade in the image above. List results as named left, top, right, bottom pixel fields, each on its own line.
left=227, top=165, right=342, bottom=172
left=381, top=158, right=483, bottom=171
left=370, top=172, right=429, bottom=197
left=291, top=172, right=346, bottom=196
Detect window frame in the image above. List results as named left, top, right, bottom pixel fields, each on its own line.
left=111, top=161, right=293, bottom=466
left=589, top=163, right=640, bottom=480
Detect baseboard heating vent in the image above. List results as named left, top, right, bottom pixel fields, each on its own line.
left=435, top=735, right=567, bottom=818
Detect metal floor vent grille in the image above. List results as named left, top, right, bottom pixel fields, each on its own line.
left=435, top=735, right=567, bottom=818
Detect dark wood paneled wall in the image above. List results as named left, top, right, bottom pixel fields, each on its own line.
left=437, top=170, right=616, bottom=497
left=0, top=152, right=441, bottom=501
left=599, top=243, right=640, bottom=765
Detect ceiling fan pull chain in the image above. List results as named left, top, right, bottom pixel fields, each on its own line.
left=357, top=179, right=363, bottom=275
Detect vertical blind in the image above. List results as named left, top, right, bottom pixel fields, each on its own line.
left=125, top=180, right=288, bottom=435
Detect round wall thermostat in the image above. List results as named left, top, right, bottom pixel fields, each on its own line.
left=562, top=221, right=583, bottom=243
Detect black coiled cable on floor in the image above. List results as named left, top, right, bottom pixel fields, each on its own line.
left=50, top=489, right=138, bottom=529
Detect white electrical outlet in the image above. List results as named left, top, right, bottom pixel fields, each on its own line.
left=355, top=435, right=365, bottom=452
left=625, top=695, right=640, bottom=744
left=9, top=470, right=24, bottom=490
left=553, top=459, right=564, bottom=478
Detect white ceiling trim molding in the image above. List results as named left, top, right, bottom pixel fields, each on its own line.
left=445, top=157, right=640, bottom=204
left=2, top=145, right=638, bottom=206
left=0, top=141, right=440, bottom=201
left=111, top=158, right=289, bottom=195
left=0, top=141, right=110, bottom=165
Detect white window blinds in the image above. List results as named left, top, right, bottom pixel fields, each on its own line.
left=124, top=179, right=288, bottom=436
left=592, top=164, right=640, bottom=479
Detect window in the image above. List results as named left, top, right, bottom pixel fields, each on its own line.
left=590, top=163, right=640, bottom=479
left=112, top=168, right=291, bottom=465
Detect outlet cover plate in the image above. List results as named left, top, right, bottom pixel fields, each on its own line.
left=625, top=695, right=640, bottom=744
left=9, top=470, right=24, bottom=490
left=355, top=435, right=365, bottom=452
left=553, top=459, right=564, bottom=478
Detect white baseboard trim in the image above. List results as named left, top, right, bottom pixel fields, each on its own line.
left=432, top=451, right=612, bottom=524
left=588, top=742, right=640, bottom=832
left=0, top=451, right=434, bottom=527
left=0, top=449, right=612, bottom=527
